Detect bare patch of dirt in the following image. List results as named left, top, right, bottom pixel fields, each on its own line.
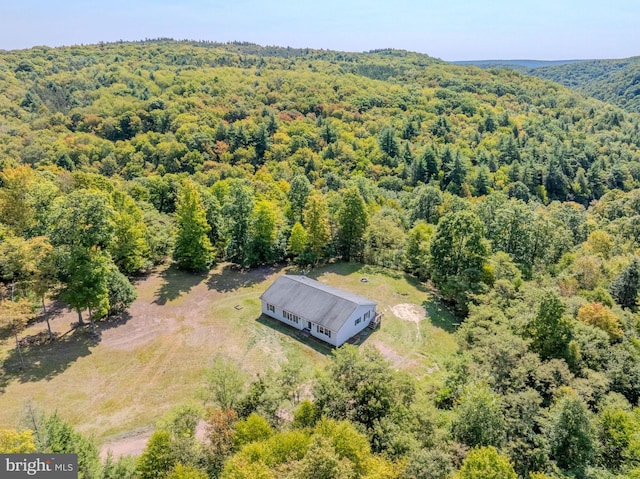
left=391, top=303, right=426, bottom=340
left=100, top=429, right=152, bottom=459
left=100, top=420, right=209, bottom=459
left=391, top=303, right=426, bottom=323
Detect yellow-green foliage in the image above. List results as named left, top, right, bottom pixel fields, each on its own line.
left=0, top=429, right=36, bottom=453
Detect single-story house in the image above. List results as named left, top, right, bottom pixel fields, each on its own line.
left=259, top=275, right=378, bottom=347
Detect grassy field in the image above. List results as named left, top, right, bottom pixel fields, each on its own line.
left=0, top=262, right=458, bottom=446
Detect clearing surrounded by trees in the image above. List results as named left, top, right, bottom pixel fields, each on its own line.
left=0, top=261, right=457, bottom=450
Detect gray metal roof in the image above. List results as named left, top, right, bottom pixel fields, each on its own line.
left=259, top=275, right=376, bottom=331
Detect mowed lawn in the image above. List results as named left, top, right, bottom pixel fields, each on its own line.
left=0, top=262, right=458, bottom=445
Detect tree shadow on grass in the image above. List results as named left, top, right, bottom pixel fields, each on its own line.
left=302, top=261, right=365, bottom=279
left=0, top=327, right=95, bottom=392
left=207, top=263, right=282, bottom=293
left=256, top=315, right=334, bottom=356
left=423, top=300, right=460, bottom=334
left=153, top=264, right=208, bottom=305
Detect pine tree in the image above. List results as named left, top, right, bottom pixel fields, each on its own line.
left=173, top=181, right=215, bottom=271
left=610, top=257, right=640, bottom=310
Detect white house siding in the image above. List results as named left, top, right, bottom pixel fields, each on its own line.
left=261, top=302, right=305, bottom=331
left=335, top=304, right=376, bottom=347
left=261, top=300, right=376, bottom=347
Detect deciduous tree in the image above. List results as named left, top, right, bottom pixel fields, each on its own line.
left=173, top=180, right=215, bottom=271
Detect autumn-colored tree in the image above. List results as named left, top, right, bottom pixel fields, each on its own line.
left=455, top=446, right=517, bottom=479
left=0, top=429, right=36, bottom=453
left=576, top=302, right=623, bottom=341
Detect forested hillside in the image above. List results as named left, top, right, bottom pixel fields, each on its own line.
left=528, top=57, right=640, bottom=113
left=2, top=40, right=640, bottom=478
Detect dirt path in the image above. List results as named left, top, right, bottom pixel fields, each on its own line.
left=391, top=303, right=426, bottom=339
left=100, top=421, right=208, bottom=459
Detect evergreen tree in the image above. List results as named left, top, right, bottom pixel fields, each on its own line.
left=423, top=146, right=440, bottom=182
left=609, top=256, right=640, bottom=310
left=173, top=181, right=214, bottom=271
left=474, top=166, right=491, bottom=196
left=223, top=180, right=254, bottom=264
left=378, top=127, right=400, bottom=158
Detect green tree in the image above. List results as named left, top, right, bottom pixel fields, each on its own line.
left=410, top=185, right=443, bottom=225
left=59, top=248, right=111, bottom=332
left=429, top=210, right=488, bottom=310
left=455, top=446, right=517, bottom=479
left=288, top=435, right=356, bottom=479
left=526, top=291, right=573, bottom=361
left=452, top=383, right=506, bottom=448
left=378, top=127, right=400, bottom=158
left=402, top=448, right=453, bottom=479
left=31, top=411, right=101, bottom=479
left=303, top=194, right=330, bottom=263
left=403, top=221, right=434, bottom=280
left=596, top=406, right=640, bottom=471
left=610, top=256, right=640, bottom=310
left=223, top=180, right=254, bottom=264
left=136, top=430, right=175, bottom=479
left=101, top=454, right=136, bottom=479
left=287, top=222, right=308, bottom=260
left=287, top=175, right=312, bottom=225
left=49, top=189, right=115, bottom=250
left=166, top=463, right=208, bottom=479
left=0, top=165, right=37, bottom=236
left=545, top=392, right=595, bottom=476
left=247, top=200, right=278, bottom=266
left=173, top=180, right=215, bottom=271
left=199, top=355, right=245, bottom=410
left=106, top=264, right=137, bottom=316
left=337, top=187, right=368, bottom=261
left=110, top=190, right=150, bottom=274
left=233, top=414, right=273, bottom=448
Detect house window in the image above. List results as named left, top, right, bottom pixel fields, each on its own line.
left=267, top=304, right=275, bottom=313
left=364, top=311, right=370, bottom=320
left=283, top=310, right=299, bottom=324
left=355, top=317, right=361, bottom=326
left=316, top=325, right=331, bottom=337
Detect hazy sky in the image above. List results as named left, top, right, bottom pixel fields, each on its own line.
left=0, top=0, right=637, bottom=60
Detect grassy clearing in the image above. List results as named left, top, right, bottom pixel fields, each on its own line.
left=0, top=262, right=458, bottom=444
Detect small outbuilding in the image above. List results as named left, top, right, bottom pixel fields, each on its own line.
left=259, top=275, right=378, bottom=347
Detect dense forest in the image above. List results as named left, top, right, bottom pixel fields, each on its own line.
left=1, top=40, right=640, bottom=478
left=529, top=56, right=640, bottom=113
left=465, top=56, right=640, bottom=114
